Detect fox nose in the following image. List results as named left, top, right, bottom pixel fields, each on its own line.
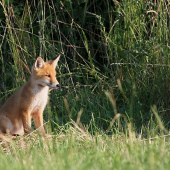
left=56, top=84, right=60, bottom=88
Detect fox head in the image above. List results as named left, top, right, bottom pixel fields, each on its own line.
left=32, top=55, right=60, bottom=89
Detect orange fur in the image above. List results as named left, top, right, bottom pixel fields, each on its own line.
left=0, top=56, right=60, bottom=136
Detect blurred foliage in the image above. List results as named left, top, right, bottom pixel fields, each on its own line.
left=0, top=0, right=170, bottom=131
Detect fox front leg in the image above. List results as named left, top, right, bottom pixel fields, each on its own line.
left=32, top=110, right=45, bottom=136
left=22, top=112, right=32, bottom=134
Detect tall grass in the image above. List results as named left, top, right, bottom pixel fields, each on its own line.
left=0, top=0, right=170, bottom=134
left=1, top=1, right=170, bottom=169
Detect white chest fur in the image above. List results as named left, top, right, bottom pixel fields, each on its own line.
left=29, top=85, right=49, bottom=113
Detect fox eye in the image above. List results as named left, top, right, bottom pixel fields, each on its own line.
left=45, top=74, right=51, bottom=78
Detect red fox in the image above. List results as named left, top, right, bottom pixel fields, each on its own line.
left=0, top=55, right=60, bottom=136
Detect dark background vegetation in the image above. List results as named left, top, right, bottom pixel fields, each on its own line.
left=0, top=0, right=170, bottom=134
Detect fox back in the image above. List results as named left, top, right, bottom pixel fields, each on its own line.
left=0, top=56, right=60, bottom=136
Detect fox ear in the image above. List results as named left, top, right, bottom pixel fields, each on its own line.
left=34, top=57, right=45, bottom=69
left=50, top=55, right=60, bottom=68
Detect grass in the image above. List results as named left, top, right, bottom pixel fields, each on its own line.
left=1, top=127, right=170, bottom=170
left=1, top=0, right=170, bottom=169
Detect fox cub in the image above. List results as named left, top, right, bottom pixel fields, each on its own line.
left=0, top=55, right=60, bottom=136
